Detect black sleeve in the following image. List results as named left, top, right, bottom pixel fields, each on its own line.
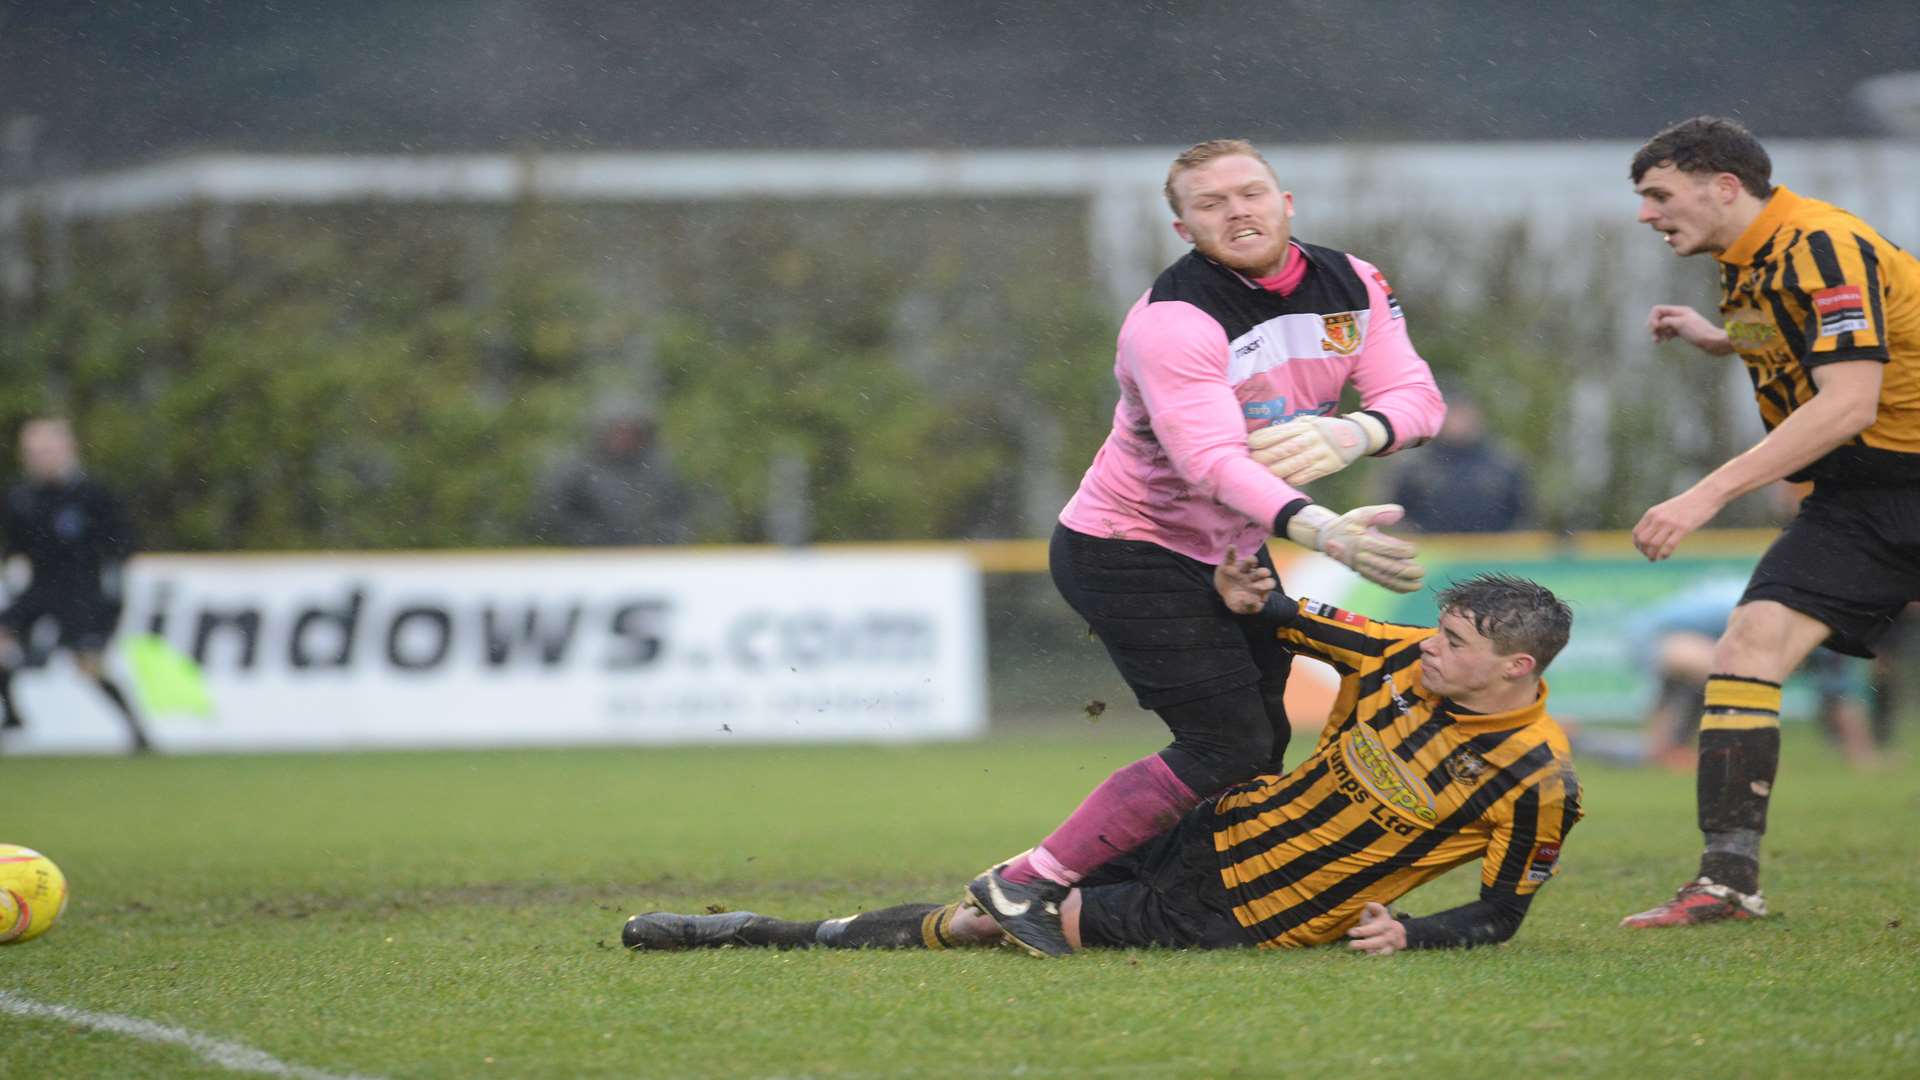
left=1253, top=589, right=1302, bottom=630
left=1399, top=886, right=1533, bottom=950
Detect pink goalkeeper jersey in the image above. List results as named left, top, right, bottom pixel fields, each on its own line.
left=1060, top=242, right=1444, bottom=564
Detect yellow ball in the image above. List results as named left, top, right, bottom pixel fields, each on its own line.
left=0, top=844, right=69, bottom=944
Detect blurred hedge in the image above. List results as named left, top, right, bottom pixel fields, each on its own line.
left=0, top=200, right=1121, bottom=550
left=1, top=207, right=608, bottom=549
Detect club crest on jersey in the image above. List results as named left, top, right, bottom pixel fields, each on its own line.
left=1723, top=314, right=1779, bottom=351
left=1320, top=312, right=1362, bottom=355
left=1442, top=745, right=1488, bottom=784
left=1812, top=284, right=1869, bottom=337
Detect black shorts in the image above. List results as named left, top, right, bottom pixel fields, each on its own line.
left=1075, top=808, right=1253, bottom=950
left=0, top=586, right=123, bottom=655
left=1050, top=524, right=1291, bottom=710
left=1742, top=484, right=1920, bottom=657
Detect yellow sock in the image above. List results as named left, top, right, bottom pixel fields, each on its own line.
left=921, top=901, right=965, bottom=950
left=1701, top=674, right=1781, bottom=731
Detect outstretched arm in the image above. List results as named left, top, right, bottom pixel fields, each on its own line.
left=1282, top=503, right=1426, bottom=593
left=1347, top=890, right=1533, bottom=956
left=1633, top=360, right=1882, bottom=560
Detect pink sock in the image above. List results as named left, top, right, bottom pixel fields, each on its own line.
left=1001, top=754, right=1199, bottom=887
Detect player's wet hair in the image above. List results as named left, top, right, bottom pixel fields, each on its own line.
left=1164, top=138, right=1277, bottom=215
left=1630, top=116, right=1773, bottom=199
left=1435, top=573, right=1573, bottom=672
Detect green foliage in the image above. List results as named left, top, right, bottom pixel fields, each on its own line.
left=3, top=726, right=1916, bottom=1077
left=3, top=197, right=1129, bottom=548
left=0, top=208, right=613, bottom=549
left=641, top=198, right=1108, bottom=542
left=655, top=320, right=1008, bottom=541
left=1013, top=280, right=1121, bottom=480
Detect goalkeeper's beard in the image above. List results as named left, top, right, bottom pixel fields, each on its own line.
left=1191, top=228, right=1288, bottom=278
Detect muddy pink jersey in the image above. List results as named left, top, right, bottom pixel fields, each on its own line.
left=1060, top=242, right=1444, bottom=564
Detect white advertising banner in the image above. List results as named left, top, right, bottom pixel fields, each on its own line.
left=3, top=549, right=987, bottom=754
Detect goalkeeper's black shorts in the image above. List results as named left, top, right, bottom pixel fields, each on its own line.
left=1049, top=523, right=1291, bottom=710
left=1742, top=483, right=1920, bottom=658
left=1074, top=806, right=1252, bottom=950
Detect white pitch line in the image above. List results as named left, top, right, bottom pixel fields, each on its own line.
left=0, top=990, right=384, bottom=1080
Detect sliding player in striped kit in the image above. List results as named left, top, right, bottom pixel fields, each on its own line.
left=625, top=565, right=1579, bottom=956
left=965, top=139, right=1447, bottom=956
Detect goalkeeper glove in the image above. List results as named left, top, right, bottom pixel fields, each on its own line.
left=1284, top=503, right=1425, bottom=593
left=1249, top=412, right=1389, bottom=485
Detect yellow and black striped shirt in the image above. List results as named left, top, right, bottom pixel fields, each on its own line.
left=1716, top=185, right=1920, bottom=485
left=1210, top=598, right=1581, bottom=948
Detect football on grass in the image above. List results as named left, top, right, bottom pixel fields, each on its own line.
left=0, top=844, right=69, bottom=944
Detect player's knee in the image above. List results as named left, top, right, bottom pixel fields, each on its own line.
left=1158, top=687, right=1276, bottom=792
left=1715, top=602, right=1822, bottom=679
left=1163, top=729, right=1273, bottom=794
left=1203, top=751, right=1269, bottom=792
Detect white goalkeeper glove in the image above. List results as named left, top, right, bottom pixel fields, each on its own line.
left=1285, top=503, right=1425, bottom=593
left=1249, top=412, right=1389, bottom=486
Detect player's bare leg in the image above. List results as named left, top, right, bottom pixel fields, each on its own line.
left=1059, top=889, right=1087, bottom=950
left=1624, top=601, right=1830, bottom=928
left=1645, top=632, right=1714, bottom=770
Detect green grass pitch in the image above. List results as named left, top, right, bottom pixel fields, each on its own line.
left=2, top=722, right=1916, bottom=1078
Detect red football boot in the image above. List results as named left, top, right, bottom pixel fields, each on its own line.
left=1621, top=877, right=1768, bottom=928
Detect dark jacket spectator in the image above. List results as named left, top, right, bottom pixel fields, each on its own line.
left=532, top=402, right=695, bottom=546
left=1388, top=395, right=1532, bottom=533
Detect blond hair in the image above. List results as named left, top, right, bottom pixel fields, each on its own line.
left=1164, top=139, right=1276, bottom=214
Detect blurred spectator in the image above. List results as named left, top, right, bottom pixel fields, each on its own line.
left=1599, top=572, right=1888, bottom=772
left=1387, top=392, right=1532, bottom=532
left=0, top=417, right=151, bottom=753
left=531, top=400, right=694, bottom=546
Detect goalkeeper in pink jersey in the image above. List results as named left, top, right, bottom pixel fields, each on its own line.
left=969, top=139, right=1446, bottom=956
